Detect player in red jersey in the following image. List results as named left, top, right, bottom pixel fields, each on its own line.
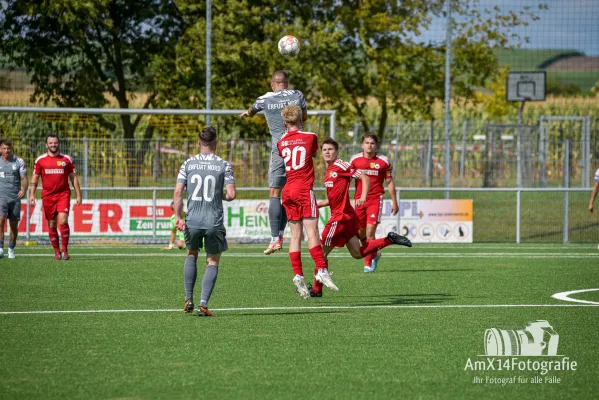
left=312, top=138, right=411, bottom=296
left=350, top=133, right=399, bottom=272
left=277, top=105, right=338, bottom=298
left=29, top=134, right=82, bottom=260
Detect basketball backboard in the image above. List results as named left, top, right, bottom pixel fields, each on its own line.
left=506, top=71, right=546, bottom=101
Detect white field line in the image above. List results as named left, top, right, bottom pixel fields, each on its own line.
left=9, top=252, right=599, bottom=258
left=1, top=303, right=599, bottom=316
left=552, top=289, right=599, bottom=305
left=18, top=244, right=597, bottom=249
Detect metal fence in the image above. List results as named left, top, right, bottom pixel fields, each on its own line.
left=0, top=110, right=596, bottom=189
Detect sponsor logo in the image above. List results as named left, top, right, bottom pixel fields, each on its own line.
left=370, top=162, right=376, bottom=168
left=56, top=161, right=66, bottom=167
left=45, top=169, right=64, bottom=174
left=362, top=170, right=379, bottom=176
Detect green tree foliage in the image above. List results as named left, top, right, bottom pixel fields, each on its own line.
left=0, top=0, right=184, bottom=186
left=272, top=0, right=540, bottom=139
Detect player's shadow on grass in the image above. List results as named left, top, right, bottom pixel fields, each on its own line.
left=235, top=311, right=347, bottom=317
left=398, top=269, right=473, bottom=273
left=336, top=293, right=456, bottom=306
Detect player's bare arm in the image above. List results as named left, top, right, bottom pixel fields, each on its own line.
left=173, top=182, right=186, bottom=231
left=18, top=172, right=28, bottom=199
left=589, top=182, right=599, bottom=212
left=239, top=108, right=256, bottom=118
left=317, top=199, right=330, bottom=208
left=224, top=183, right=236, bottom=201
left=28, top=173, right=40, bottom=207
left=70, top=173, right=82, bottom=206
left=387, top=179, right=399, bottom=215
left=355, top=174, right=370, bottom=207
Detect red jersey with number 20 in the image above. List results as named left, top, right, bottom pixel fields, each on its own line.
left=277, top=130, right=319, bottom=190
left=33, top=153, right=75, bottom=197
left=324, top=159, right=362, bottom=222
left=349, top=152, right=392, bottom=199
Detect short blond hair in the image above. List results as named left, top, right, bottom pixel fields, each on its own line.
left=281, top=105, right=301, bottom=125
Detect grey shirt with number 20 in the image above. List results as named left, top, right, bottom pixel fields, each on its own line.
left=176, top=153, right=235, bottom=230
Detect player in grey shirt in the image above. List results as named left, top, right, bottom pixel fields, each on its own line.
left=173, top=127, right=236, bottom=317
left=0, top=138, right=28, bottom=259
left=240, top=70, right=308, bottom=255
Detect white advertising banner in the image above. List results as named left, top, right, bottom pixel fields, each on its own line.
left=9, top=199, right=473, bottom=243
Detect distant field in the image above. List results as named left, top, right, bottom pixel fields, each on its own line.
left=493, top=48, right=583, bottom=71
left=1, top=244, right=598, bottom=399
left=493, top=48, right=598, bottom=92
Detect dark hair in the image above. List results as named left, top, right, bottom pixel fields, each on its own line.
left=199, top=126, right=217, bottom=147
left=362, top=133, right=379, bottom=144
left=0, top=138, right=11, bottom=147
left=271, top=70, right=289, bottom=84
left=46, top=133, right=59, bottom=143
left=321, top=137, right=339, bottom=151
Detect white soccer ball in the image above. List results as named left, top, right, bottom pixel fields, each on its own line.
left=278, top=35, right=300, bottom=57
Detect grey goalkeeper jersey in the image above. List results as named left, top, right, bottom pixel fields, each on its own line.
left=0, top=155, right=27, bottom=202
left=251, top=89, right=307, bottom=149
left=176, top=153, right=235, bottom=230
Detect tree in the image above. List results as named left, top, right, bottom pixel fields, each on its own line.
left=259, top=0, right=542, bottom=140
left=0, top=0, right=184, bottom=186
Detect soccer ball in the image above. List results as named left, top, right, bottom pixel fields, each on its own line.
left=278, top=35, right=300, bottom=57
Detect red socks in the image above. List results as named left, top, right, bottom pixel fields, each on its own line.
left=59, top=224, right=70, bottom=253
left=309, top=245, right=327, bottom=270
left=309, top=245, right=328, bottom=294
left=359, top=238, right=392, bottom=258
left=290, top=251, right=303, bottom=276
left=48, top=227, right=60, bottom=253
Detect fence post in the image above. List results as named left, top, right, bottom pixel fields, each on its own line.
left=392, top=123, right=401, bottom=177
left=460, top=121, right=467, bottom=182
left=585, top=116, right=591, bottom=188
left=26, top=199, right=30, bottom=240
left=396, top=187, right=401, bottom=236
left=152, top=189, right=157, bottom=241
left=516, top=188, right=521, bottom=244
left=563, top=140, right=570, bottom=244
left=83, top=137, right=89, bottom=200
left=539, top=117, right=545, bottom=188
left=426, top=121, right=434, bottom=187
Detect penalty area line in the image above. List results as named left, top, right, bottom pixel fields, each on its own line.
left=1, top=303, right=599, bottom=315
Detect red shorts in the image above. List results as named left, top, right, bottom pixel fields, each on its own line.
left=42, top=192, right=71, bottom=220
left=321, top=217, right=359, bottom=248
left=355, top=195, right=383, bottom=228
left=282, top=189, right=317, bottom=221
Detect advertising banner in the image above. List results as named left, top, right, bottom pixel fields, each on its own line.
left=8, top=199, right=472, bottom=243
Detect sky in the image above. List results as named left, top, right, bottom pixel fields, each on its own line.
left=420, top=0, right=599, bottom=56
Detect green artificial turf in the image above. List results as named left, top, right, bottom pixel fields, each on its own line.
left=1, top=244, right=598, bottom=399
